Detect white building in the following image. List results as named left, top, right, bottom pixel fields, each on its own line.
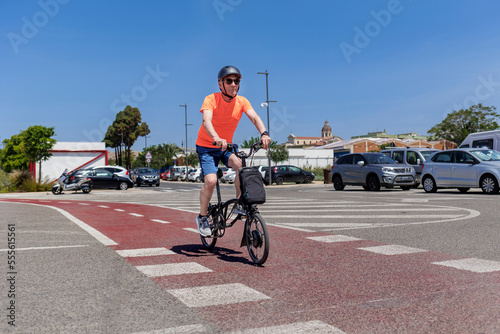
left=37, top=142, right=107, bottom=182
left=239, top=147, right=334, bottom=168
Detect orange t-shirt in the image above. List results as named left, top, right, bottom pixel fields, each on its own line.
left=196, top=92, right=253, bottom=147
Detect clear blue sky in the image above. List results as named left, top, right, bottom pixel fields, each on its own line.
left=2, top=0, right=500, bottom=151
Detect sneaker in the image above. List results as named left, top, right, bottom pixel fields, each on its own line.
left=196, top=215, right=211, bottom=237
left=232, top=203, right=246, bottom=216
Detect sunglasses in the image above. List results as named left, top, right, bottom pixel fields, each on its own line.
left=223, top=78, right=240, bottom=85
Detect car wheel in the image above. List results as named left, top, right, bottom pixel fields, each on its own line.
left=480, top=174, right=499, bottom=194
left=366, top=175, right=380, bottom=191
left=118, top=182, right=128, bottom=190
left=156, top=182, right=160, bottom=187
left=458, top=187, right=469, bottom=193
left=275, top=177, right=284, bottom=185
left=195, top=177, right=201, bottom=183
left=304, top=176, right=312, bottom=184
left=422, top=176, right=437, bottom=193
left=332, top=175, right=345, bottom=191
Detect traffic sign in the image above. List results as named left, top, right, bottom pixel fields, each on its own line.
left=146, top=151, right=152, bottom=159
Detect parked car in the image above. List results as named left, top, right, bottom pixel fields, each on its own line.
left=264, top=165, right=315, bottom=185
left=70, top=168, right=134, bottom=190
left=160, top=170, right=170, bottom=180
left=132, top=167, right=160, bottom=187
left=170, top=166, right=187, bottom=181
left=220, top=168, right=235, bottom=183
left=222, top=168, right=236, bottom=183
left=330, top=153, right=416, bottom=191
left=90, top=165, right=131, bottom=179
left=381, top=148, right=439, bottom=186
left=256, top=165, right=268, bottom=180
left=421, top=148, right=500, bottom=194
left=187, top=168, right=203, bottom=182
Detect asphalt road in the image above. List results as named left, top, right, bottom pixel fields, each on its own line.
left=1, top=181, right=499, bottom=333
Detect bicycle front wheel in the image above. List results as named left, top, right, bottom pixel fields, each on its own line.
left=245, top=213, right=269, bottom=265
left=201, top=213, right=217, bottom=250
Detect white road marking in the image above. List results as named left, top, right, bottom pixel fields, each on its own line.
left=131, top=324, right=207, bottom=334
left=307, top=235, right=362, bottom=243
left=433, top=258, right=500, bottom=273
left=358, top=245, right=428, bottom=255
left=136, top=262, right=212, bottom=277
left=98, top=205, right=109, bottom=208
left=114, top=208, right=125, bottom=212
left=0, top=245, right=88, bottom=252
left=264, top=214, right=463, bottom=219
left=229, top=320, right=346, bottom=334
left=184, top=227, right=200, bottom=234
left=167, top=283, right=270, bottom=307
left=285, top=222, right=394, bottom=228
left=3, top=202, right=118, bottom=246
left=129, top=213, right=144, bottom=217
left=116, top=247, right=175, bottom=257
left=151, top=219, right=170, bottom=224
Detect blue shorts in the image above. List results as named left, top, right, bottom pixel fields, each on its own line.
left=196, top=145, right=237, bottom=176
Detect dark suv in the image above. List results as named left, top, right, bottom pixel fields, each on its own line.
left=330, top=153, right=416, bottom=191
left=264, top=165, right=315, bottom=185
left=132, top=167, right=160, bottom=187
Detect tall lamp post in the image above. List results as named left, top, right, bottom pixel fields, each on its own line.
left=257, top=70, right=277, bottom=186
left=180, top=104, right=191, bottom=181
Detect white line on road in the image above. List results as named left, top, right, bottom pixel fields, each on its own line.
left=0, top=245, right=88, bottom=252
left=7, top=202, right=118, bottom=246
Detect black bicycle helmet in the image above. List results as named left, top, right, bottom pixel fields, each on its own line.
left=218, top=65, right=241, bottom=80
left=218, top=65, right=241, bottom=101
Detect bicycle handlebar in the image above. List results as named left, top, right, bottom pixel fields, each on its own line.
left=212, top=141, right=263, bottom=159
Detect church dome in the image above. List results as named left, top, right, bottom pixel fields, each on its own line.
left=321, top=121, right=332, bottom=138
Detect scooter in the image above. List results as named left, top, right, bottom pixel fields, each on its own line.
left=52, top=169, right=92, bottom=195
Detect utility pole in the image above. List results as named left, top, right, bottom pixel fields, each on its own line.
left=258, top=70, right=277, bottom=186
left=180, top=104, right=192, bottom=181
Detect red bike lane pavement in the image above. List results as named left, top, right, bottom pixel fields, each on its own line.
left=4, top=198, right=500, bottom=333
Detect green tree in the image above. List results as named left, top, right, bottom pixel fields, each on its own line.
left=268, top=143, right=289, bottom=164
left=132, top=143, right=183, bottom=170
left=104, top=106, right=150, bottom=169
left=21, top=125, right=56, bottom=182
left=241, top=136, right=262, bottom=148
left=1, top=133, right=29, bottom=172
left=428, top=104, right=499, bottom=145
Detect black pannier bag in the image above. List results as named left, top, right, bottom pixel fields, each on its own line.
left=239, top=167, right=266, bottom=204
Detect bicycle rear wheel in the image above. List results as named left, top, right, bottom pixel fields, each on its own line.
left=245, top=213, right=269, bottom=265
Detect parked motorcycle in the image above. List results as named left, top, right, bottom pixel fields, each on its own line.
left=52, top=169, right=92, bottom=195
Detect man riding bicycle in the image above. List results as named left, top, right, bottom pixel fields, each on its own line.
left=195, top=65, right=271, bottom=237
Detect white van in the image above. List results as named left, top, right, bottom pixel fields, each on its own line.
left=459, top=130, right=500, bottom=151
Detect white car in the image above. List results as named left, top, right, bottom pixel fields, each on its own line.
left=90, top=165, right=131, bottom=179
left=188, top=168, right=202, bottom=182
left=222, top=168, right=236, bottom=183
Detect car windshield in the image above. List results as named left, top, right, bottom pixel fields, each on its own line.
left=139, top=168, right=155, bottom=173
left=470, top=149, right=500, bottom=161
left=365, top=154, right=396, bottom=164
left=420, top=150, right=438, bottom=160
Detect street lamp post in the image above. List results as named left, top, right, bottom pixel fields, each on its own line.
left=257, top=70, right=277, bottom=186
left=180, top=104, right=191, bottom=181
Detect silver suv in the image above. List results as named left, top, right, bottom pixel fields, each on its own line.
left=331, top=153, right=416, bottom=191
left=381, top=148, right=438, bottom=186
